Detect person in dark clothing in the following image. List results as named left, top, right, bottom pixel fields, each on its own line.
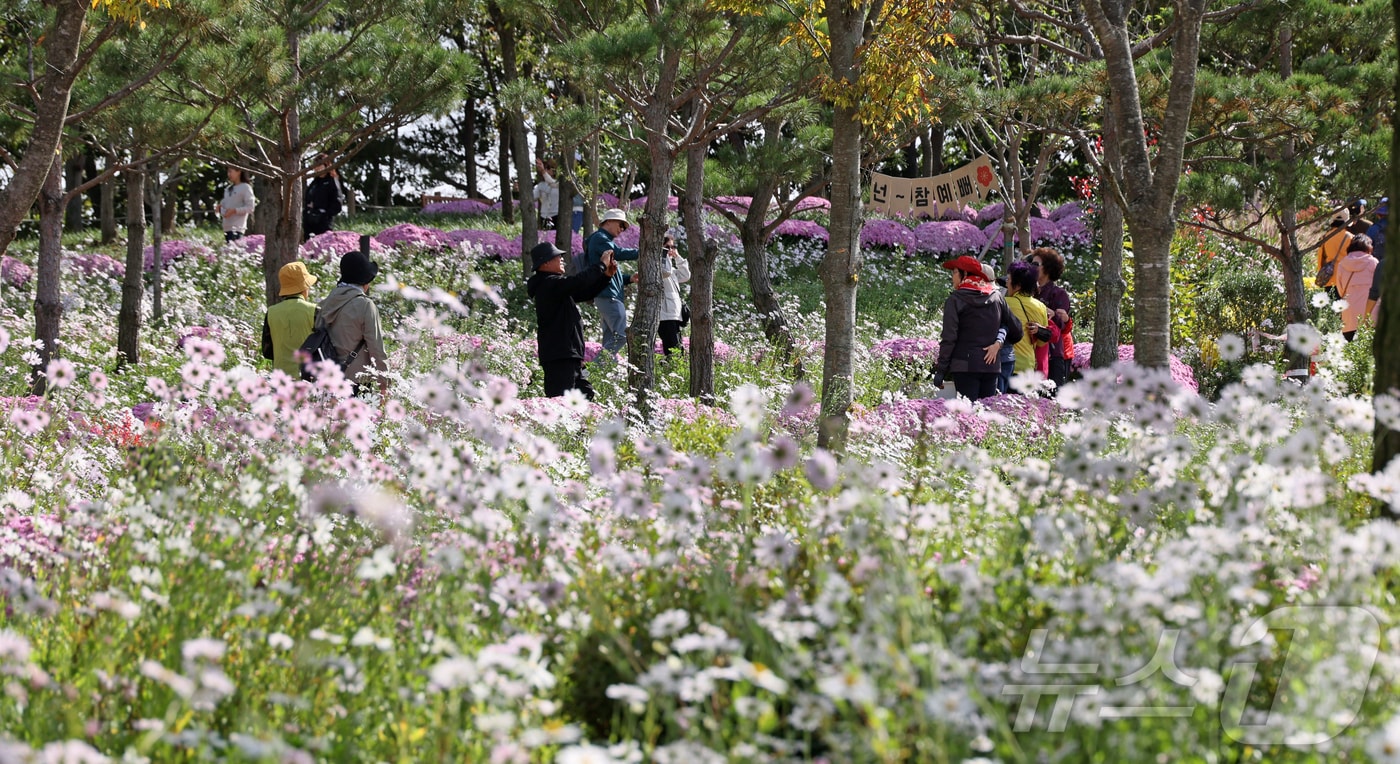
left=1028, top=247, right=1072, bottom=391
left=1348, top=199, right=1373, bottom=239
left=303, top=153, right=344, bottom=240
left=933, top=255, right=1015, bottom=402
left=1366, top=199, right=1388, bottom=263
left=527, top=242, right=616, bottom=399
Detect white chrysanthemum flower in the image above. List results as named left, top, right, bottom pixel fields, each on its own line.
left=1311, top=291, right=1331, bottom=308
left=648, top=609, right=690, bottom=639
left=1285, top=323, right=1322, bottom=356
left=1217, top=333, right=1245, bottom=361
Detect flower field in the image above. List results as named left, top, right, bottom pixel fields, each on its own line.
left=0, top=207, right=1397, bottom=764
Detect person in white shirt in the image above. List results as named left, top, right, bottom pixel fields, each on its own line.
left=533, top=158, right=560, bottom=229
left=215, top=166, right=256, bottom=242
left=658, top=236, right=691, bottom=356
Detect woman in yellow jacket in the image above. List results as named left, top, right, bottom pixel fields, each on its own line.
left=1004, top=260, right=1050, bottom=374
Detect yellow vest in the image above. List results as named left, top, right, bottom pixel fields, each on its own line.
left=1007, top=293, right=1048, bottom=373
left=266, top=297, right=317, bottom=376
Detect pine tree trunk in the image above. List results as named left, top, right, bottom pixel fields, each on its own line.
left=117, top=151, right=147, bottom=367
left=1091, top=110, right=1126, bottom=369
left=1370, top=0, right=1400, bottom=515
left=817, top=1, right=868, bottom=453
left=64, top=155, right=85, bottom=230
left=150, top=171, right=164, bottom=320
left=741, top=170, right=802, bottom=378
left=0, top=0, right=87, bottom=258
left=100, top=172, right=118, bottom=244
left=681, top=142, right=715, bottom=402
left=498, top=118, right=514, bottom=224
left=463, top=100, right=479, bottom=199
left=627, top=109, right=676, bottom=409
left=31, top=153, right=64, bottom=394
left=262, top=171, right=304, bottom=306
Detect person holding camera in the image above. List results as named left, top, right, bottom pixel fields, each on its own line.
left=528, top=242, right=617, bottom=399
left=658, top=236, right=691, bottom=356
left=583, top=208, right=641, bottom=357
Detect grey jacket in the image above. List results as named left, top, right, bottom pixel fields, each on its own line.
left=318, top=283, right=388, bottom=382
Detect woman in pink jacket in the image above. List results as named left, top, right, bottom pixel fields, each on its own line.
left=1336, top=233, right=1379, bottom=341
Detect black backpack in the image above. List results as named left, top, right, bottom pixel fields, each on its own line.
left=298, top=326, right=342, bottom=381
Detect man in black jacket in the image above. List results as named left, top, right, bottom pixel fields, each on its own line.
left=527, top=242, right=615, bottom=399
left=303, top=153, right=344, bottom=240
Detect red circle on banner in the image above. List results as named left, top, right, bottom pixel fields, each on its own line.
left=977, top=166, right=994, bottom=187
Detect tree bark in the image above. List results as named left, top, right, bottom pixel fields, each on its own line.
left=627, top=103, right=677, bottom=411
left=262, top=164, right=304, bottom=306
left=1371, top=0, right=1400, bottom=516
left=0, top=0, right=88, bottom=258
left=32, top=153, right=65, bottom=394
left=556, top=148, right=574, bottom=255
left=492, top=1, right=537, bottom=280
left=497, top=118, right=514, bottom=224
left=681, top=142, right=715, bottom=402
left=1082, top=0, right=1207, bottom=368
left=1091, top=104, right=1126, bottom=369
left=149, top=170, right=164, bottom=320
left=64, top=155, right=85, bottom=231
left=117, top=150, right=147, bottom=367
left=100, top=170, right=118, bottom=244
left=463, top=99, right=479, bottom=199
left=740, top=137, right=802, bottom=378
left=817, top=1, right=868, bottom=453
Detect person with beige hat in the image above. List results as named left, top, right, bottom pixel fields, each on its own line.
left=261, top=261, right=320, bottom=376
left=583, top=207, right=640, bottom=355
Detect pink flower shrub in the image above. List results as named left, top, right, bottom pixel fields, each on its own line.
left=374, top=223, right=452, bottom=251
left=237, top=234, right=266, bottom=253
left=860, top=219, right=916, bottom=254
left=860, top=394, right=1060, bottom=441
left=143, top=240, right=214, bottom=271
left=1, top=256, right=32, bottom=288
left=1071, top=342, right=1199, bottom=393
left=981, top=216, right=1063, bottom=250
left=913, top=221, right=987, bottom=257
left=871, top=338, right=939, bottom=362
left=1050, top=201, right=1084, bottom=222
left=422, top=199, right=493, bottom=216
left=975, top=201, right=1050, bottom=227
left=770, top=219, right=829, bottom=243
left=447, top=229, right=513, bottom=258
left=707, top=196, right=753, bottom=214
left=936, top=205, right=978, bottom=223
left=66, top=253, right=125, bottom=281
left=596, top=193, right=621, bottom=209
left=793, top=197, right=831, bottom=212
left=655, top=397, right=738, bottom=428
left=630, top=196, right=680, bottom=211
left=302, top=231, right=388, bottom=263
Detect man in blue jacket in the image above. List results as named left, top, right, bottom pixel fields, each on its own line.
left=582, top=208, right=640, bottom=356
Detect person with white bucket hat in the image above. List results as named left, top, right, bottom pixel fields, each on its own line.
left=583, top=207, right=640, bottom=356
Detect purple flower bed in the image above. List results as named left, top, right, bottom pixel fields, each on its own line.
left=423, top=199, right=493, bottom=216
left=707, top=196, right=753, bottom=214
left=936, top=204, right=977, bottom=223
left=861, top=219, right=915, bottom=253
left=981, top=216, right=1063, bottom=250
left=861, top=393, right=1061, bottom=441
left=914, top=221, right=987, bottom=257
left=302, top=231, right=388, bottom=263
left=769, top=219, right=829, bottom=243
left=630, top=195, right=680, bottom=212
left=374, top=223, right=453, bottom=251
left=975, top=201, right=1050, bottom=227
left=2, top=256, right=34, bottom=288
left=655, top=397, right=738, bottom=428
left=596, top=193, right=621, bottom=210
left=1071, top=342, right=1199, bottom=393
left=793, top=197, right=831, bottom=213
left=1049, top=201, right=1084, bottom=222
left=871, top=337, right=939, bottom=362
left=237, top=234, right=266, bottom=253
left=143, top=240, right=214, bottom=271
left=67, top=252, right=125, bottom=281
left=447, top=229, right=513, bottom=258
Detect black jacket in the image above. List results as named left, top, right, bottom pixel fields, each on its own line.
left=305, top=175, right=343, bottom=218
left=936, top=287, right=1016, bottom=375
left=527, top=263, right=610, bottom=362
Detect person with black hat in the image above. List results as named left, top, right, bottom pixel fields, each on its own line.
left=1347, top=199, right=1373, bottom=239
left=303, top=153, right=344, bottom=240
left=318, top=251, right=388, bottom=396
left=527, top=241, right=616, bottom=399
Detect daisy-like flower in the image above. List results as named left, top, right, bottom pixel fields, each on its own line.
left=88, top=370, right=108, bottom=391
left=45, top=358, right=76, bottom=389
left=1311, top=291, right=1331, bottom=309
left=1285, top=324, right=1323, bottom=357
left=649, top=609, right=691, bottom=639
left=10, top=408, right=49, bottom=436
left=804, top=449, right=839, bottom=491
left=1217, top=333, right=1245, bottom=361
left=1366, top=713, right=1400, bottom=764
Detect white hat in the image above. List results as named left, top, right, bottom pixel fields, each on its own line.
left=600, top=208, right=630, bottom=230
left=1331, top=209, right=1351, bottom=225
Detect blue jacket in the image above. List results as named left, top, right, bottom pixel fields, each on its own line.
left=583, top=228, right=640, bottom=300
left=1367, top=219, right=1387, bottom=262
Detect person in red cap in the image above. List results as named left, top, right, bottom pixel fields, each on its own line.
left=933, top=255, right=1018, bottom=401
